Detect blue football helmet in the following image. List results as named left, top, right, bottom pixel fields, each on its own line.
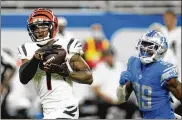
left=136, top=30, right=168, bottom=64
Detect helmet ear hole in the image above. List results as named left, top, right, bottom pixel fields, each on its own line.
left=157, top=46, right=164, bottom=53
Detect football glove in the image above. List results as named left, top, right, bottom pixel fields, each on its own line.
left=119, top=71, right=133, bottom=85
left=34, top=45, right=62, bottom=60
left=44, top=62, right=70, bottom=77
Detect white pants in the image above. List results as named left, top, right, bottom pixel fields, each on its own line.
left=43, top=106, right=79, bottom=119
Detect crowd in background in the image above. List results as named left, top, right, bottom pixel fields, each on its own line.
left=1, top=9, right=181, bottom=119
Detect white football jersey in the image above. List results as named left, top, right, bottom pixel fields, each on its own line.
left=160, top=27, right=181, bottom=48
left=57, top=31, right=75, bottom=42
left=18, top=38, right=83, bottom=113
left=160, top=26, right=181, bottom=108
left=160, top=27, right=181, bottom=77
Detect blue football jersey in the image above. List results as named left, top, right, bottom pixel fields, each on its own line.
left=127, top=56, right=178, bottom=119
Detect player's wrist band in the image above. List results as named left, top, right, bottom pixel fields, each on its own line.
left=117, top=85, right=126, bottom=103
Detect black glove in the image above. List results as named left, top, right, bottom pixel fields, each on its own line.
left=44, top=62, right=70, bottom=77
left=34, top=45, right=62, bottom=60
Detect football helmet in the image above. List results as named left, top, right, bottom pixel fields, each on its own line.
left=27, top=8, right=58, bottom=45
left=136, top=30, right=168, bottom=64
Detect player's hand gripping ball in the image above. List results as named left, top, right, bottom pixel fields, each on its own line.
left=38, top=45, right=67, bottom=71
left=44, top=62, right=70, bottom=77
left=34, top=45, right=64, bottom=60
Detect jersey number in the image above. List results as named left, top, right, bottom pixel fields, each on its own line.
left=133, top=82, right=152, bottom=109
left=46, top=73, right=52, bottom=90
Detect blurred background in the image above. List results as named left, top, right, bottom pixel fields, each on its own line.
left=1, top=0, right=181, bottom=119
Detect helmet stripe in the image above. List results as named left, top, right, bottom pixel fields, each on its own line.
left=146, top=30, right=158, bottom=37
left=33, top=14, right=51, bottom=20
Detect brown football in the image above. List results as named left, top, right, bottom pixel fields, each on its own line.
left=39, top=48, right=67, bottom=70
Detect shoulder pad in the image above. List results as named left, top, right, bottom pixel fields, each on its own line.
left=160, top=61, right=174, bottom=68
left=67, top=38, right=83, bottom=55
left=161, top=64, right=178, bottom=87
left=18, top=43, right=28, bottom=59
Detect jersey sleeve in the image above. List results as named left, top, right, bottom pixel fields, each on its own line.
left=17, top=44, right=28, bottom=60
left=127, top=56, right=136, bottom=71
left=161, top=65, right=178, bottom=87
left=66, top=38, right=84, bottom=59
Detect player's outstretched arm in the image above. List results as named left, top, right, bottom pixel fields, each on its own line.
left=69, top=54, right=93, bottom=85
left=166, top=78, right=182, bottom=103
left=19, top=57, right=40, bottom=84
left=19, top=48, right=45, bottom=84
left=117, top=71, right=133, bottom=103
left=18, top=44, right=41, bottom=85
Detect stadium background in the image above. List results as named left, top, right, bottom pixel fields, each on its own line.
left=1, top=1, right=181, bottom=119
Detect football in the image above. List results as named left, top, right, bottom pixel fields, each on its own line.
left=39, top=48, right=67, bottom=70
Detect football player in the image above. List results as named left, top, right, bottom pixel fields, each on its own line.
left=117, top=30, right=182, bottom=119
left=18, top=8, right=93, bottom=119
left=1, top=48, right=16, bottom=118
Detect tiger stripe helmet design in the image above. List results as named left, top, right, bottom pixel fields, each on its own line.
left=27, top=8, right=59, bottom=45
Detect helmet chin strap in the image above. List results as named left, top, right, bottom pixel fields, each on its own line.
left=140, top=57, right=154, bottom=64
left=35, top=32, right=52, bottom=46
left=36, top=39, right=52, bottom=46
left=139, top=52, right=157, bottom=64
left=36, top=38, right=59, bottom=46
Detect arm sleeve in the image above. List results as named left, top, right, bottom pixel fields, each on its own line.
left=161, top=65, right=178, bottom=87
left=19, top=57, right=40, bottom=84
left=127, top=56, right=135, bottom=71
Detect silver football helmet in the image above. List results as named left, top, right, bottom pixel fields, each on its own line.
left=136, top=30, right=168, bottom=64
